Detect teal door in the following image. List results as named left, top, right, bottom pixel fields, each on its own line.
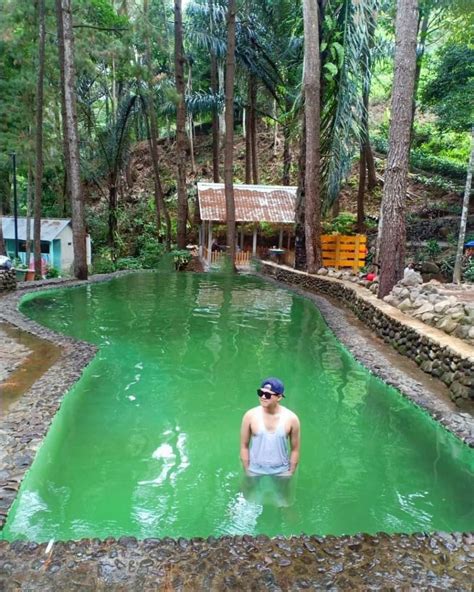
left=52, top=239, right=61, bottom=270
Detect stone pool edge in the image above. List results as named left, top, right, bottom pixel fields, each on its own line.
left=0, top=270, right=472, bottom=590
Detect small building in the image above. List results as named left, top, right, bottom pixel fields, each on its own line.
left=1, top=217, right=92, bottom=272
left=197, top=182, right=297, bottom=268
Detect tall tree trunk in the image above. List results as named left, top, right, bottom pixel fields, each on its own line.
left=224, top=0, right=236, bottom=267
left=209, top=0, right=219, bottom=182
left=363, top=7, right=378, bottom=191
left=409, top=7, right=430, bottom=146
left=34, top=0, right=46, bottom=279
left=362, top=83, right=377, bottom=192
left=143, top=0, right=171, bottom=249
left=294, top=117, right=306, bottom=270
left=25, top=158, right=33, bottom=268
left=249, top=74, right=258, bottom=184
left=365, top=143, right=377, bottom=190
left=303, top=0, right=322, bottom=274
left=378, top=0, right=418, bottom=298
left=245, top=82, right=252, bottom=183
left=0, top=199, right=5, bottom=256
left=453, top=126, right=474, bottom=283
left=108, top=179, right=118, bottom=252
left=56, top=0, right=88, bottom=279
left=282, top=99, right=292, bottom=186
left=146, top=109, right=172, bottom=250
left=175, top=0, right=188, bottom=249
left=187, top=63, right=196, bottom=174
left=272, top=99, right=278, bottom=158
left=356, top=148, right=366, bottom=233
left=218, top=61, right=225, bottom=145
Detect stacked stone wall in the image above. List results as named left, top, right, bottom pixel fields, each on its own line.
left=0, top=270, right=16, bottom=292
left=260, top=262, right=474, bottom=404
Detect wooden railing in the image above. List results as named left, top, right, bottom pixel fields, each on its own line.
left=202, top=247, right=253, bottom=267
left=321, top=234, right=367, bottom=271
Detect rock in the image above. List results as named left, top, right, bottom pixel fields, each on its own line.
left=434, top=300, right=452, bottom=314
left=421, top=360, right=434, bottom=373
left=413, top=302, right=434, bottom=316
left=450, top=381, right=471, bottom=400
left=421, top=261, right=440, bottom=275
left=436, top=318, right=458, bottom=334
left=400, top=270, right=423, bottom=286
left=317, top=268, right=328, bottom=275
left=399, top=298, right=413, bottom=312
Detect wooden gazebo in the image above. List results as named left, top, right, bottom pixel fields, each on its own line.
left=197, top=182, right=297, bottom=267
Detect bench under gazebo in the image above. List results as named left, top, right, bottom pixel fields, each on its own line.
left=197, top=182, right=297, bottom=269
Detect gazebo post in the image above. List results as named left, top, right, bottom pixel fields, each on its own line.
left=287, top=229, right=291, bottom=249
left=199, top=223, right=203, bottom=257
left=252, top=225, right=257, bottom=257
left=240, top=226, right=244, bottom=250
left=278, top=228, right=283, bottom=249
left=207, top=221, right=213, bottom=266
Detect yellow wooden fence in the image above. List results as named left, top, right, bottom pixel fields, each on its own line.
left=321, top=234, right=367, bottom=271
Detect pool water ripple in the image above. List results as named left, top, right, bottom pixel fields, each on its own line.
left=2, top=272, right=473, bottom=542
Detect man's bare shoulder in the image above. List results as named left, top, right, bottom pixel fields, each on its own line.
left=283, top=407, right=300, bottom=425
left=244, top=406, right=261, bottom=418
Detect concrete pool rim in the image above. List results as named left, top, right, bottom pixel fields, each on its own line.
left=0, top=270, right=473, bottom=589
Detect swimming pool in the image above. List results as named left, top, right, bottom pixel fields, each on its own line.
left=2, top=272, right=473, bottom=542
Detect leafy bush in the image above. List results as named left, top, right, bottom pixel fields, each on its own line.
left=425, top=239, right=441, bottom=258
left=170, top=249, right=192, bottom=270
left=372, top=134, right=467, bottom=181
left=138, top=239, right=166, bottom=269
left=411, top=174, right=458, bottom=193
left=463, top=260, right=474, bottom=283
left=323, top=212, right=357, bottom=235
left=92, top=258, right=116, bottom=274
left=45, top=266, right=60, bottom=279
left=115, top=257, right=143, bottom=270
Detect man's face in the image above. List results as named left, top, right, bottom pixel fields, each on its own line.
left=257, top=388, right=281, bottom=406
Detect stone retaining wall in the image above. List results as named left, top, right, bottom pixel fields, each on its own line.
left=260, top=262, right=474, bottom=405
left=0, top=269, right=16, bottom=292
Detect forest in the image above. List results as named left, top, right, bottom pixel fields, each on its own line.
left=0, top=0, right=472, bottom=297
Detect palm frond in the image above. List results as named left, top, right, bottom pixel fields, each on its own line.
left=320, top=0, right=381, bottom=211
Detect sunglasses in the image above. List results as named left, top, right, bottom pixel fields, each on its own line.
left=257, top=389, right=278, bottom=399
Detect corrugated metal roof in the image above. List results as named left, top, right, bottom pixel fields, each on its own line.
left=1, top=217, right=71, bottom=242
left=198, top=183, right=297, bottom=223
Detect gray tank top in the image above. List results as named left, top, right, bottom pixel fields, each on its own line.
left=248, top=407, right=290, bottom=475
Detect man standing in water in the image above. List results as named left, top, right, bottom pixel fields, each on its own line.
left=240, top=377, right=300, bottom=477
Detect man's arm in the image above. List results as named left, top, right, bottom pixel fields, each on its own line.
left=240, top=411, right=252, bottom=472
left=289, top=415, right=301, bottom=474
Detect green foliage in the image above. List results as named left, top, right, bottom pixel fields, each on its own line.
left=421, top=43, right=474, bottom=133
left=411, top=174, right=458, bottom=193
left=425, top=239, right=441, bottom=258
left=372, top=133, right=467, bottom=180
left=138, top=239, right=166, bottom=269
left=170, top=249, right=192, bottom=270
left=115, top=257, right=143, bottom=271
left=322, top=212, right=357, bottom=235
left=464, top=259, right=474, bottom=283
left=45, top=266, right=60, bottom=279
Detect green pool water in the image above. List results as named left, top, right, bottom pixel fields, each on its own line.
left=2, top=272, right=473, bottom=542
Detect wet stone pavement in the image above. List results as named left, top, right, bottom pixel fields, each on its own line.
left=1, top=533, right=473, bottom=590
left=0, top=272, right=473, bottom=590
